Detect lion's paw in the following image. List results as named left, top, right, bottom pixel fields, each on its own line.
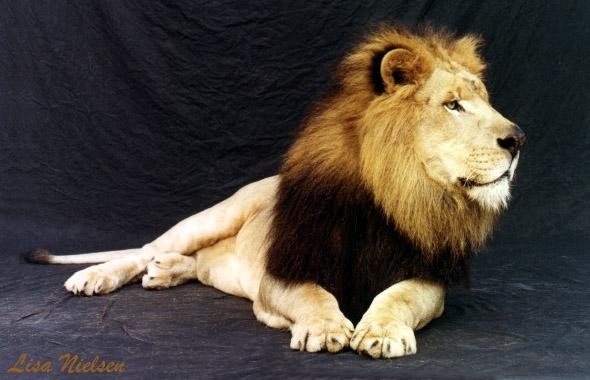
left=290, top=314, right=354, bottom=353
left=142, top=253, right=195, bottom=289
left=350, top=316, right=416, bottom=358
left=64, top=265, right=121, bottom=296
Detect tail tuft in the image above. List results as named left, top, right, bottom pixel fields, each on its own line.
left=23, top=249, right=52, bottom=264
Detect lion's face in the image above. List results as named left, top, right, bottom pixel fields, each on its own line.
left=414, top=66, right=525, bottom=211
left=358, top=41, right=525, bottom=214
left=292, top=29, right=523, bottom=254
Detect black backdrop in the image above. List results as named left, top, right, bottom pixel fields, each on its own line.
left=1, top=1, right=589, bottom=379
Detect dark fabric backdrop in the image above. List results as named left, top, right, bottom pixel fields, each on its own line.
left=0, top=1, right=588, bottom=379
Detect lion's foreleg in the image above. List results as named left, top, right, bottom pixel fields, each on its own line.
left=255, top=275, right=354, bottom=353
left=350, top=278, right=445, bottom=358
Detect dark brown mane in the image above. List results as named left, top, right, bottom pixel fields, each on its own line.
left=265, top=26, right=495, bottom=322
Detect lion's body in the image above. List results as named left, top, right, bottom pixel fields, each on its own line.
left=266, top=170, right=471, bottom=323
left=27, top=26, right=524, bottom=358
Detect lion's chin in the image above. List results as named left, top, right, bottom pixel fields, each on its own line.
left=466, top=176, right=511, bottom=211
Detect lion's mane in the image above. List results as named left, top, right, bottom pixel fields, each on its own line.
left=265, top=26, right=497, bottom=322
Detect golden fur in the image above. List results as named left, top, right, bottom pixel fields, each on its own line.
left=282, top=27, right=511, bottom=259
left=28, top=25, right=524, bottom=359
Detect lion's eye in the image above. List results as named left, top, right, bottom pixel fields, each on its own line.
left=444, top=100, right=464, bottom=112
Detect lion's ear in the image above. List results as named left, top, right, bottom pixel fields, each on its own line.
left=380, top=48, right=424, bottom=93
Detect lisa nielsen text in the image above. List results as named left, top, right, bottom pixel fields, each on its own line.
left=7, top=353, right=125, bottom=374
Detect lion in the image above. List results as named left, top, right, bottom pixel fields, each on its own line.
left=26, top=26, right=525, bottom=359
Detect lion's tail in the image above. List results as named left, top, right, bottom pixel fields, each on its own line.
left=24, top=248, right=143, bottom=265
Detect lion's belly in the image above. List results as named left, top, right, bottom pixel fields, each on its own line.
left=233, top=199, right=275, bottom=301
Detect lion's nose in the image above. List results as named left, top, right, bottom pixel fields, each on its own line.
left=497, top=125, right=526, bottom=156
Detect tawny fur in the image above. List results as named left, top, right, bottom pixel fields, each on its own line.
left=26, top=26, right=524, bottom=359
left=280, top=27, right=497, bottom=258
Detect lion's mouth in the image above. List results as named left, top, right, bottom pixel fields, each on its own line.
left=459, top=171, right=510, bottom=188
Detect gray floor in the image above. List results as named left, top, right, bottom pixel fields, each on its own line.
left=1, top=240, right=588, bottom=379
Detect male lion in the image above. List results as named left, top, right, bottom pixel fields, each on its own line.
left=27, top=26, right=525, bottom=358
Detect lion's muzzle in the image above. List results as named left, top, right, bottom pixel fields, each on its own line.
left=497, top=124, right=526, bottom=158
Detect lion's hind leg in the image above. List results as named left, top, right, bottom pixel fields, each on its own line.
left=65, top=237, right=244, bottom=296
left=141, top=253, right=198, bottom=290
left=64, top=253, right=153, bottom=296
left=62, top=176, right=278, bottom=296
left=141, top=236, right=247, bottom=299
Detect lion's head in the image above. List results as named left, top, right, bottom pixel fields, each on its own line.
left=414, top=65, right=524, bottom=212
left=284, top=26, right=525, bottom=256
